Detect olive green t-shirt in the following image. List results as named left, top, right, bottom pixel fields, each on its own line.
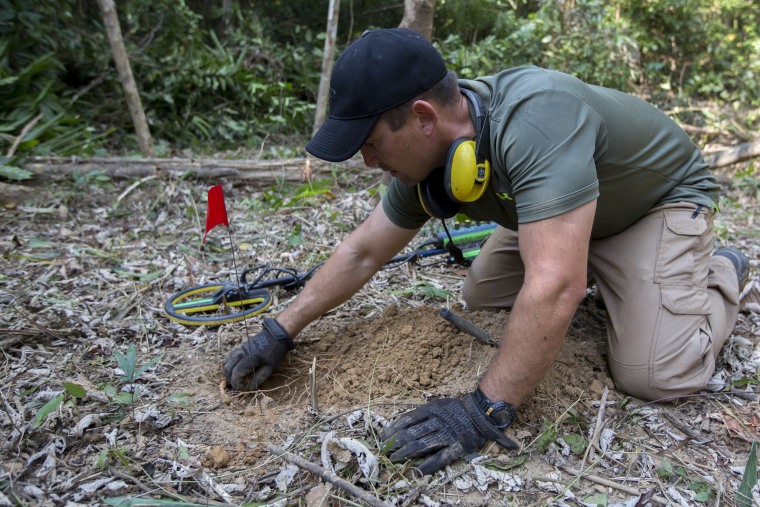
left=382, top=66, right=718, bottom=239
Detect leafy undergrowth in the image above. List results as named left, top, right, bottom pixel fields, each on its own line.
left=0, top=159, right=759, bottom=506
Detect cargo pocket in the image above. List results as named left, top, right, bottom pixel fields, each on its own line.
left=654, top=210, right=709, bottom=286
left=660, top=285, right=711, bottom=315
left=651, top=285, right=713, bottom=390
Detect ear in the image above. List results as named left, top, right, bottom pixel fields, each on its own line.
left=411, top=100, right=438, bottom=135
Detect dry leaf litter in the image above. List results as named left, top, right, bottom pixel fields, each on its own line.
left=0, top=163, right=758, bottom=507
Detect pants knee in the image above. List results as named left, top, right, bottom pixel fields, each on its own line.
left=462, top=278, right=514, bottom=311
left=462, top=281, right=488, bottom=311
left=609, top=359, right=714, bottom=402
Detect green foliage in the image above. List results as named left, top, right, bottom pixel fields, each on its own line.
left=63, top=381, right=87, bottom=399
left=0, top=0, right=109, bottom=170
left=737, top=441, right=758, bottom=507
left=97, top=446, right=132, bottom=471
left=560, top=433, right=587, bottom=454
left=288, top=221, right=303, bottom=247
left=0, top=0, right=757, bottom=162
left=0, top=161, right=32, bottom=180
left=731, top=163, right=760, bottom=201
left=619, top=0, right=760, bottom=104
left=389, top=281, right=454, bottom=301
left=535, top=417, right=558, bottom=452
left=441, top=0, right=759, bottom=105
left=657, top=459, right=714, bottom=502
left=128, top=2, right=318, bottom=149
left=108, top=342, right=163, bottom=405
left=449, top=0, right=639, bottom=90
left=582, top=493, right=608, bottom=507
left=31, top=381, right=87, bottom=428
left=32, top=393, right=64, bottom=428
left=114, top=342, right=162, bottom=384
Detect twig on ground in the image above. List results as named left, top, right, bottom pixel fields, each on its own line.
left=116, top=175, right=158, bottom=204
left=266, top=444, right=392, bottom=507
left=218, top=379, right=233, bottom=405
left=400, top=483, right=431, bottom=507
left=579, top=385, right=608, bottom=472
left=558, top=466, right=669, bottom=505
left=7, top=114, right=42, bottom=158
left=107, top=466, right=231, bottom=505
left=661, top=410, right=700, bottom=440
left=309, top=356, right=319, bottom=415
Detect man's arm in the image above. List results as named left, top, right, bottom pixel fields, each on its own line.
left=479, top=200, right=597, bottom=407
left=224, top=203, right=420, bottom=391
left=277, top=203, right=421, bottom=337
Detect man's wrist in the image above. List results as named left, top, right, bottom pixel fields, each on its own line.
left=262, top=318, right=295, bottom=350
left=473, top=386, right=516, bottom=430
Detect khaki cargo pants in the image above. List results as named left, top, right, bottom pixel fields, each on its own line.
left=462, top=203, right=741, bottom=401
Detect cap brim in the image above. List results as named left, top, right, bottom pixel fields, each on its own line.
left=306, top=115, right=380, bottom=162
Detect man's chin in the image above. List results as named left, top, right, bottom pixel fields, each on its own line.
left=394, top=175, right=420, bottom=187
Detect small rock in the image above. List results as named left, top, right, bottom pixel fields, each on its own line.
left=206, top=445, right=229, bottom=468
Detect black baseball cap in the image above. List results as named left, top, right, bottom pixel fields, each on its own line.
left=306, top=28, right=448, bottom=162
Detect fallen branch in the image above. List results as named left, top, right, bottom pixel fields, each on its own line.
left=23, top=155, right=365, bottom=183
left=579, top=385, right=608, bottom=472
left=704, top=139, right=760, bottom=168
left=266, top=444, right=391, bottom=507
left=0, top=181, right=51, bottom=204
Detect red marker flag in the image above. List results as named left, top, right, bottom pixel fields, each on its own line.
left=203, top=185, right=230, bottom=243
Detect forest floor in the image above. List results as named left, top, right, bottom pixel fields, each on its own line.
left=1, top=152, right=759, bottom=507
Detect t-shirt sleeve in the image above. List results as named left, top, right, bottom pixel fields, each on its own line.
left=381, top=178, right=431, bottom=229
left=495, top=89, right=602, bottom=223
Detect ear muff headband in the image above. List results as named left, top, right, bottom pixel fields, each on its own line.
left=418, top=166, right=460, bottom=219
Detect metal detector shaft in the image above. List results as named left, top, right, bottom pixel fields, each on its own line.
left=439, top=308, right=497, bottom=346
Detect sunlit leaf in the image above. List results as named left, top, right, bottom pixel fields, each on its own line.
left=33, top=393, right=64, bottom=427
left=63, top=381, right=86, bottom=399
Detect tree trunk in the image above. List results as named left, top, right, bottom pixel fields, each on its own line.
left=313, top=0, right=341, bottom=135
left=399, top=0, right=436, bottom=39
left=96, top=0, right=155, bottom=157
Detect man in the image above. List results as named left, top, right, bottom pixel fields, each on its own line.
left=224, top=28, right=749, bottom=475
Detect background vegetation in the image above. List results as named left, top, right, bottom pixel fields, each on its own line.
left=1, top=0, right=758, bottom=174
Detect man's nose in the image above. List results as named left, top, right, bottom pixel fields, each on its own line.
left=360, top=145, right=379, bottom=167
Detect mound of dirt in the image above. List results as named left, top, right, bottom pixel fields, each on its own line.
left=169, top=295, right=615, bottom=462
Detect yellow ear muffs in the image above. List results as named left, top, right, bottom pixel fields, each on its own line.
left=444, top=138, right=491, bottom=203
left=417, top=166, right=460, bottom=219
left=416, top=88, right=491, bottom=219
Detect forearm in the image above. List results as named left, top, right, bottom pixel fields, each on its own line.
left=274, top=205, right=420, bottom=338
left=478, top=201, right=596, bottom=407
left=276, top=243, right=384, bottom=337
left=479, top=277, right=584, bottom=407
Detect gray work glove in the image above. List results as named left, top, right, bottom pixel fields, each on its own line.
left=380, top=391, right=518, bottom=475
left=223, top=318, right=294, bottom=391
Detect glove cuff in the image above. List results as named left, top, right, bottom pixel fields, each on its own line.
left=262, top=318, right=295, bottom=350
left=472, top=387, right=517, bottom=429
left=462, top=392, right=519, bottom=450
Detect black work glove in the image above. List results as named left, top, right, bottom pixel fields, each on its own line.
left=380, top=391, right=518, bottom=475
left=223, top=318, right=294, bottom=391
